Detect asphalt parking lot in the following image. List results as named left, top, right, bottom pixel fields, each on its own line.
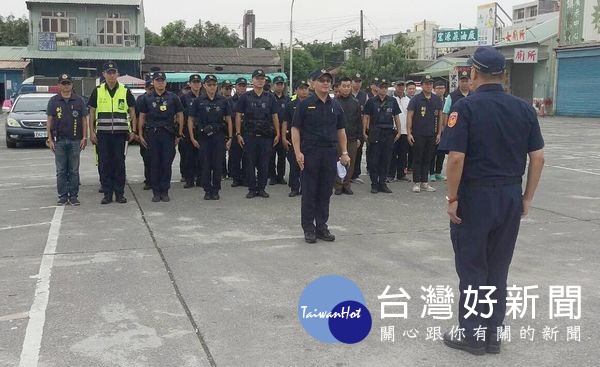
left=0, top=113, right=599, bottom=367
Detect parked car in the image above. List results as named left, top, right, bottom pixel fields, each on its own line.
left=5, top=93, right=53, bottom=148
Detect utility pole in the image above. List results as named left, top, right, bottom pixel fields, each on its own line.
left=360, top=10, right=364, bottom=59
left=289, top=0, right=295, bottom=96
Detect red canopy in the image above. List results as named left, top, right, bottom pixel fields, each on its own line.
left=117, top=74, right=145, bottom=88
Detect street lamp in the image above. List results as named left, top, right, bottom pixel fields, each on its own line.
left=289, top=0, right=295, bottom=96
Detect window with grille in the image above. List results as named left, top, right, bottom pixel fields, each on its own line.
left=97, top=14, right=132, bottom=46
left=41, top=11, right=76, bottom=34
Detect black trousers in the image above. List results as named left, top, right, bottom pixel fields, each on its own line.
left=228, top=137, right=244, bottom=183
left=244, top=135, right=272, bottom=192
left=139, top=136, right=151, bottom=184
left=367, top=129, right=395, bottom=186
left=451, top=182, right=522, bottom=337
left=430, top=145, right=445, bottom=175
left=301, top=147, right=337, bottom=232
left=97, top=133, right=127, bottom=196
left=389, top=134, right=409, bottom=179
left=147, top=128, right=176, bottom=195
left=287, top=145, right=301, bottom=192
left=412, top=135, right=435, bottom=183
left=199, top=132, right=225, bottom=194
left=180, top=136, right=201, bottom=183
left=352, top=139, right=364, bottom=179
left=269, top=140, right=287, bottom=181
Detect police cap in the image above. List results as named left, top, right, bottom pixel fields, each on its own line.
left=459, top=70, right=470, bottom=80
left=252, top=69, right=266, bottom=78
left=204, top=74, right=218, bottom=84
left=151, top=71, right=166, bottom=81
left=235, top=77, right=248, bottom=85
left=273, top=76, right=285, bottom=84
left=189, top=74, right=202, bottom=83
left=309, top=69, right=332, bottom=81
left=58, top=73, right=72, bottom=83
left=102, top=61, right=118, bottom=72
left=468, top=46, right=506, bottom=75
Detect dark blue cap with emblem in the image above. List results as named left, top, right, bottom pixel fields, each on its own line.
left=189, top=74, right=201, bottom=82
left=377, top=78, right=389, bottom=87
left=468, top=46, right=506, bottom=75
left=204, top=74, right=218, bottom=83
left=252, top=69, right=266, bottom=78
left=273, top=76, right=285, bottom=84
left=352, top=73, right=362, bottom=82
left=222, top=80, right=232, bottom=87
left=294, top=80, right=309, bottom=89
left=459, top=70, right=470, bottom=80
left=58, top=73, right=72, bottom=83
left=151, top=71, right=166, bottom=80
left=102, top=61, right=118, bottom=72
left=309, top=69, right=332, bottom=81
left=235, top=77, right=247, bottom=85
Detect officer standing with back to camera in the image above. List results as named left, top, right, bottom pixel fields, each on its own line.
left=138, top=71, right=185, bottom=203
left=269, top=75, right=290, bottom=186
left=228, top=77, right=247, bottom=187
left=439, top=46, right=545, bottom=356
left=235, top=69, right=280, bottom=199
left=363, top=79, right=401, bottom=194
left=88, top=61, right=137, bottom=205
left=282, top=79, right=310, bottom=197
left=189, top=75, right=233, bottom=200
left=181, top=74, right=203, bottom=189
left=292, top=69, right=350, bottom=244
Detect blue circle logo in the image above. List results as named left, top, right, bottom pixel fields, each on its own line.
left=298, top=275, right=372, bottom=343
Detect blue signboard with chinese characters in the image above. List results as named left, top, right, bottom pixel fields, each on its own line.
left=39, top=32, right=57, bottom=51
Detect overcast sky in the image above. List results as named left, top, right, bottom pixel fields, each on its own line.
left=2, top=0, right=526, bottom=44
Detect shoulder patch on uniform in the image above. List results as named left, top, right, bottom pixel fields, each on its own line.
left=448, top=112, right=458, bottom=128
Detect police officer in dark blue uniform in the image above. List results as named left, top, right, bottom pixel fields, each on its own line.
left=292, top=69, right=350, bottom=243
left=439, top=47, right=545, bottom=355
left=138, top=72, right=185, bottom=202
left=283, top=80, right=310, bottom=197
left=269, top=75, right=290, bottom=185
left=228, top=77, right=247, bottom=187
left=235, top=69, right=281, bottom=199
left=189, top=75, right=233, bottom=200
left=363, top=79, right=401, bottom=194
left=136, top=78, right=154, bottom=190
left=180, top=74, right=203, bottom=188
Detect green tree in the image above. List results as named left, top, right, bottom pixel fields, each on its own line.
left=300, top=41, right=344, bottom=70
left=158, top=20, right=242, bottom=47
left=253, top=37, right=273, bottom=49
left=340, top=30, right=370, bottom=56
left=340, top=34, right=417, bottom=82
left=0, top=15, right=29, bottom=46
left=160, top=20, right=189, bottom=46
left=144, top=27, right=161, bottom=46
left=283, top=48, right=318, bottom=84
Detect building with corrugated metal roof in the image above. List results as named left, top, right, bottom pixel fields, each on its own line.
left=0, top=46, right=32, bottom=103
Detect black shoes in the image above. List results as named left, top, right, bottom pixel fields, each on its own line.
left=152, top=194, right=161, bottom=202
left=268, top=178, right=277, bottom=186
left=343, top=187, right=354, bottom=195
left=204, top=193, right=212, bottom=200
left=160, top=193, right=170, bottom=202
left=183, top=182, right=195, bottom=189
left=316, top=229, right=336, bottom=242
left=334, top=188, right=343, bottom=195
left=231, top=180, right=243, bottom=187
left=278, top=178, right=287, bottom=185
left=115, top=195, right=127, bottom=204
left=289, top=190, right=300, bottom=197
left=443, top=331, right=487, bottom=356
left=246, top=191, right=257, bottom=199
left=257, top=190, right=269, bottom=198
left=143, top=183, right=152, bottom=190
left=304, top=231, right=317, bottom=243
left=101, top=194, right=112, bottom=205
left=57, top=197, right=69, bottom=206
left=69, top=197, right=80, bottom=206
left=370, top=185, right=379, bottom=194
left=379, top=184, right=393, bottom=193
left=212, top=193, right=220, bottom=200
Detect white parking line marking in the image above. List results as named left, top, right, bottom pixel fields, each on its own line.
left=545, top=165, right=600, bottom=176
left=18, top=205, right=64, bottom=367
left=0, top=222, right=51, bottom=231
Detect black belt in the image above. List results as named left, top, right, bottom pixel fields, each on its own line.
left=461, top=177, right=522, bottom=187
